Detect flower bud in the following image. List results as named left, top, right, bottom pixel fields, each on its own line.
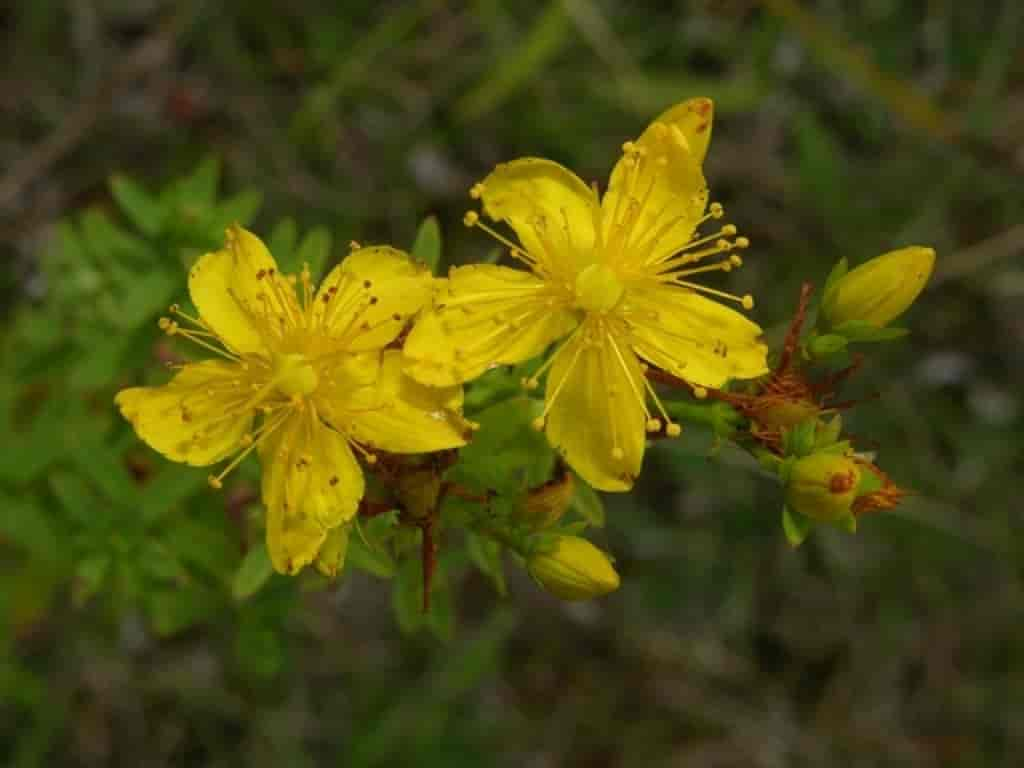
left=821, top=246, right=935, bottom=329
left=527, top=536, right=620, bottom=601
left=785, top=453, right=860, bottom=523
left=314, top=524, right=350, bottom=579
left=518, top=470, right=574, bottom=529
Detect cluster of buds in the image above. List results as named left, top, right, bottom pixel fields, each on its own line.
left=652, top=247, right=934, bottom=546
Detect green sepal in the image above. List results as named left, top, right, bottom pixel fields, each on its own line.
left=805, top=332, right=848, bottom=360
left=813, top=415, right=843, bottom=449
left=838, top=513, right=858, bottom=533
left=782, top=505, right=814, bottom=548
left=820, top=257, right=848, bottom=307
left=831, top=320, right=910, bottom=343
left=855, top=466, right=884, bottom=497
left=782, top=419, right=817, bottom=457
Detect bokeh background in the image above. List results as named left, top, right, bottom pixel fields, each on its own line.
left=3, top=1, right=1023, bottom=766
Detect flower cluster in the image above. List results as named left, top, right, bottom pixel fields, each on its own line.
left=116, top=97, right=935, bottom=601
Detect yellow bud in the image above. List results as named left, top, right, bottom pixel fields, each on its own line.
left=821, top=246, right=935, bottom=328
left=519, top=472, right=574, bottom=529
left=527, top=536, right=620, bottom=601
left=314, top=524, right=350, bottom=579
left=785, top=453, right=861, bottom=523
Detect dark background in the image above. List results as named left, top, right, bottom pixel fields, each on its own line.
left=2, top=1, right=1023, bottom=766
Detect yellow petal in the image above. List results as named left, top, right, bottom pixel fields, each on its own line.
left=601, top=100, right=711, bottom=268
left=259, top=410, right=364, bottom=575
left=188, top=226, right=294, bottom=356
left=314, top=246, right=432, bottom=351
left=477, top=158, right=599, bottom=278
left=403, top=264, right=578, bottom=386
left=650, top=97, right=715, bottom=165
left=325, top=350, right=470, bottom=453
left=544, top=328, right=646, bottom=492
left=625, top=284, right=768, bottom=387
left=115, top=361, right=253, bottom=466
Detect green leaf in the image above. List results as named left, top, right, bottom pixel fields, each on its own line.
left=449, top=397, right=555, bottom=494
left=570, top=474, right=605, bottom=527
left=0, top=495, right=60, bottom=562
left=146, top=586, right=219, bottom=636
left=163, top=517, right=239, bottom=581
left=72, top=555, right=111, bottom=607
left=0, top=396, right=72, bottom=485
left=138, top=539, right=190, bottom=585
left=293, top=226, right=332, bottom=281
left=268, top=218, right=298, bottom=267
left=348, top=515, right=397, bottom=578
left=782, top=506, right=814, bottom=548
left=177, top=156, right=220, bottom=208
left=48, top=470, right=104, bottom=526
left=234, top=615, right=285, bottom=682
left=392, top=557, right=426, bottom=634
left=466, top=532, right=506, bottom=596
left=139, top=466, right=210, bottom=525
left=410, top=216, right=442, bottom=274
left=110, top=174, right=165, bottom=236
left=232, top=542, right=274, bottom=600
left=214, top=190, right=263, bottom=228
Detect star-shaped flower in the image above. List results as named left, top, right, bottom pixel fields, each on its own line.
left=404, top=98, right=767, bottom=490
left=117, top=226, right=470, bottom=574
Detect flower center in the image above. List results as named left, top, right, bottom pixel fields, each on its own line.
left=574, top=264, right=623, bottom=313
left=273, top=353, right=319, bottom=397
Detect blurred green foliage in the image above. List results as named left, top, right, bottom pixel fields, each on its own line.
left=2, top=1, right=1024, bottom=766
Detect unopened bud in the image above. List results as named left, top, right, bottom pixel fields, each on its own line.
left=527, top=536, right=620, bottom=601
left=821, top=246, right=935, bottom=329
left=753, top=398, right=820, bottom=431
left=519, top=471, right=574, bottom=529
left=785, top=453, right=861, bottom=523
left=314, top=524, right=350, bottom=579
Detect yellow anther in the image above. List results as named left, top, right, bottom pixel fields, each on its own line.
left=730, top=254, right=744, bottom=267
left=646, top=418, right=662, bottom=432
left=531, top=416, right=546, bottom=431
left=666, top=422, right=682, bottom=437
left=207, top=475, right=223, bottom=489
left=348, top=240, right=362, bottom=251
left=463, top=210, right=480, bottom=227
left=721, top=224, right=737, bottom=237
left=693, top=386, right=708, bottom=400
left=469, top=183, right=484, bottom=199
left=709, top=202, right=724, bottom=218
left=239, top=434, right=254, bottom=448
left=742, top=295, right=755, bottom=310
left=735, top=236, right=750, bottom=249
left=169, top=303, right=180, bottom=313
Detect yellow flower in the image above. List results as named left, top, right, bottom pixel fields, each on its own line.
left=820, top=246, right=935, bottom=329
left=116, top=226, right=470, bottom=574
left=526, top=536, right=620, bottom=601
left=405, top=98, right=768, bottom=490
